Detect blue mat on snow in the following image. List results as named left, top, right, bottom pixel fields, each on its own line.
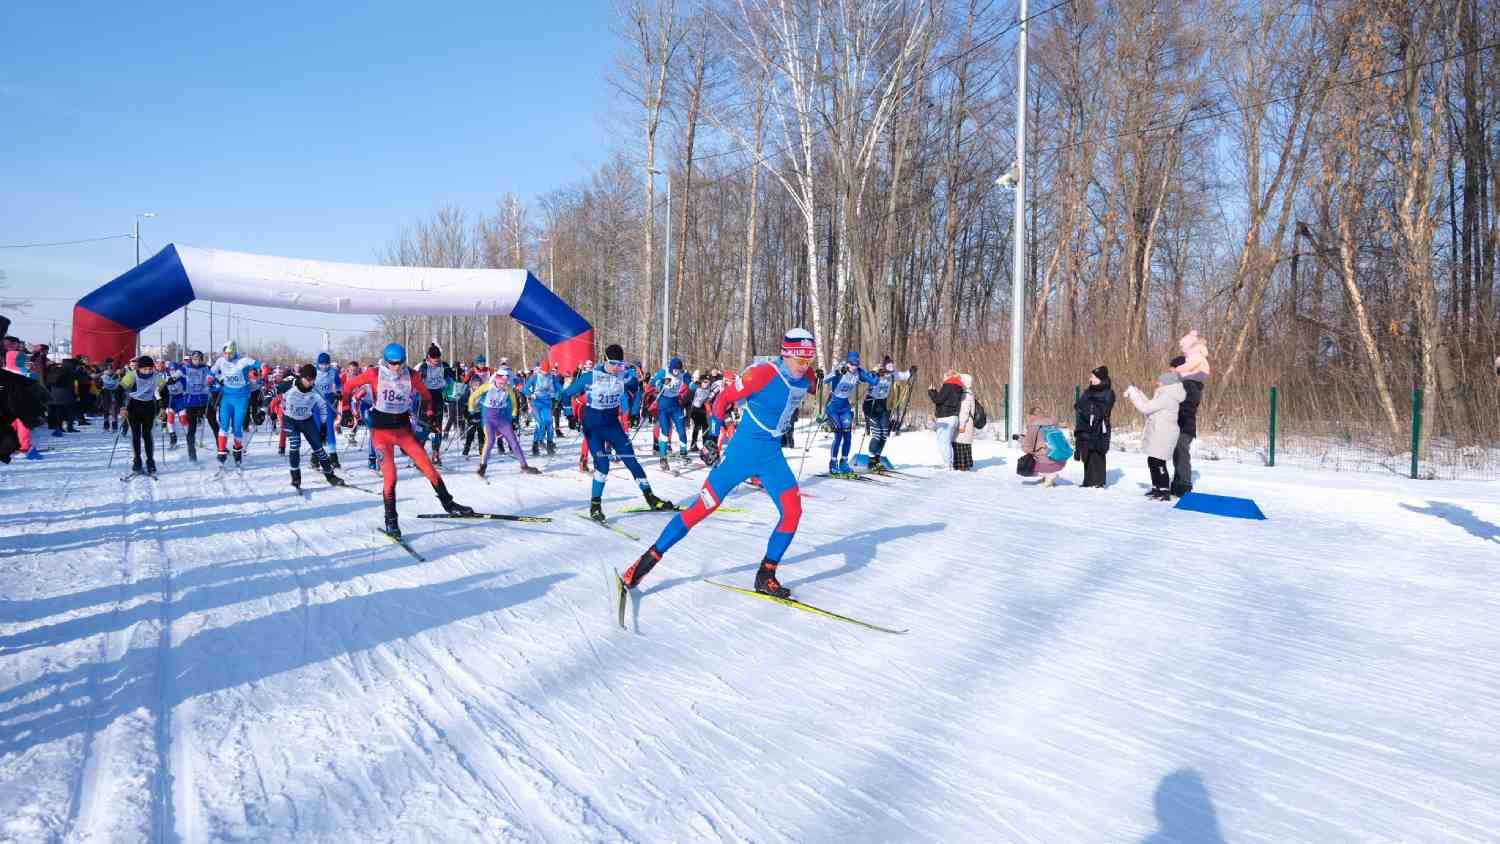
left=1174, top=492, right=1266, bottom=520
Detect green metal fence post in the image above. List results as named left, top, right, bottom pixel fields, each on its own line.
left=1003, top=383, right=1011, bottom=440
left=1268, top=385, right=1278, bottom=467
left=1410, top=387, right=1423, bottom=479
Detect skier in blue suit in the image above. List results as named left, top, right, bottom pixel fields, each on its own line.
left=651, top=355, right=691, bottom=468
left=209, top=341, right=262, bottom=467
left=312, top=352, right=344, bottom=468
left=561, top=343, right=677, bottom=523
left=621, top=327, right=820, bottom=600
left=824, top=350, right=879, bottom=475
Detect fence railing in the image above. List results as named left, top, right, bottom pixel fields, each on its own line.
left=985, top=382, right=1499, bottom=482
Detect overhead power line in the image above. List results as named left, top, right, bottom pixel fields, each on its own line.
left=0, top=234, right=134, bottom=250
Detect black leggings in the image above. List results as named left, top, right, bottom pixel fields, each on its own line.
left=1148, top=457, right=1169, bottom=490
left=128, top=399, right=158, bottom=468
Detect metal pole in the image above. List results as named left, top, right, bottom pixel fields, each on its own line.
left=209, top=302, right=214, bottom=354
left=1268, top=385, right=1278, bottom=467
left=1007, top=0, right=1029, bottom=441
left=662, top=174, right=672, bottom=369
left=1410, top=387, right=1423, bottom=479
left=135, top=218, right=141, bottom=266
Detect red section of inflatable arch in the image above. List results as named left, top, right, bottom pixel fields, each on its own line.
left=547, top=330, right=595, bottom=374
left=71, top=306, right=138, bottom=365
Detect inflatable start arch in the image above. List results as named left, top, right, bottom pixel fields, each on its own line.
left=71, top=244, right=594, bottom=369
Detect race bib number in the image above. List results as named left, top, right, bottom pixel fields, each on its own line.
left=375, top=367, right=413, bottom=414
left=589, top=372, right=624, bottom=410
left=833, top=371, right=859, bottom=400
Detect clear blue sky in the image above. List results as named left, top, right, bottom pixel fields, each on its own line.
left=0, top=0, right=617, bottom=353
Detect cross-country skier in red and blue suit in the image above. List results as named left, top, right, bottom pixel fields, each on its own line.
left=621, top=327, right=819, bottom=599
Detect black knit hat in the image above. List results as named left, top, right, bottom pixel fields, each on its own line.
left=1092, top=365, right=1109, bottom=381
left=298, top=363, right=317, bottom=380
left=427, top=343, right=442, bottom=360
left=1169, top=354, right=1186, bottom=368
left=605, top=343, right=625, bottom=362
left=136, top=355, right=154, bottom=368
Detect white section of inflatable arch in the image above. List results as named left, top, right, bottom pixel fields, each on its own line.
left=175, top=245, right=527, bottom=315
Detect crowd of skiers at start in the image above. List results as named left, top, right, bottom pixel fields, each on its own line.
left=929, top=331, right=1210, bottom=500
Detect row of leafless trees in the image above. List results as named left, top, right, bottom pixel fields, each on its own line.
left=381, top=0, right=1500, bottom=445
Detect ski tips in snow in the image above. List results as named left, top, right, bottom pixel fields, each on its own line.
left=379, top=529, right=427, bottom=561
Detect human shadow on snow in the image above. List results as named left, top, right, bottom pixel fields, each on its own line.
left=0, top=499, right=371, bottom=559
left=0, top=490, right=307, bottom=530
left=1139, top=768, right=1227, bottom=844
left=637, top=521, right=947, bottom=598
left=0, top=539, right=483, bottom=655
left=0, top=570, right=573, bottom=757
left=1398, top=500, right=1500, bottom=544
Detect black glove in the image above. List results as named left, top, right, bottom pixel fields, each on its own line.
left=341, top=409, right=354, bottom=429
left=701, top=435, right=721, bottom=467
left=908, top=365, right=917, bottom=375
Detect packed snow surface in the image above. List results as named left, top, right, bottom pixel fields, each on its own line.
left=2, top=426, right=1498, bottom=842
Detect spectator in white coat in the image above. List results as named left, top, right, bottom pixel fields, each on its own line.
left=1124, top=371, right=1186, bottom=501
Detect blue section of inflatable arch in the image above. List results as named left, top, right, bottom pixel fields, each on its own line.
left=76, top=244, right=196, bottom=330
left=1174, top=492, right=1266, bottom=520
left=511, top=273, right=592, bottom=346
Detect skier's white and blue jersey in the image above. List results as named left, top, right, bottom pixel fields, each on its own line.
left=525, top=367, right=559, bottom=444
left=313, top=362, right=342, bottom=454
left=651, top=357, right=691, bottom=455
left=653, top=357, right=817, bottom=563
left=164, top=364, right=189, bottom=412
left=825, top=355, right=878, bottom=466
left=181, top=363, right=212, bottom=408
left=862, top=365, right=911, bottom=462
left=210, top=354, right=262, bottom=447
left=562, top=362, right=651, bottom=499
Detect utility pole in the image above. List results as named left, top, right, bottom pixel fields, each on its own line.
left=1007, top=0, right=1029, bottom=440
left=134, top=211, right=156, bottom=358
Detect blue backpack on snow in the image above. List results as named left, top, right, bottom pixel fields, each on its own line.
left=1040, top=424, right=1073, bottom=462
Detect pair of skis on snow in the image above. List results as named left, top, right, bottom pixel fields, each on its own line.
left=608, top=567, right=907, bottom=635
left=377, top=511, right=557, bottom=562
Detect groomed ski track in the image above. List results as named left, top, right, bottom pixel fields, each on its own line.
left=2, top=427, right=1498, bottom=842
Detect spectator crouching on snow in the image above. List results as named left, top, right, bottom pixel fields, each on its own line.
left=1018, top=406, right=1066, bottom=487
left=1074, top=366, right=1115, bottom=488
left=1168, top=330, right=1209, bottom=497
left=928, top=369, right=964, bottom=468
left=952, top=373, right=977, bottom=470
left=1125, top=371, right=1186, bottom=501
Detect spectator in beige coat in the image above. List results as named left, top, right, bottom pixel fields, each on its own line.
left=952, top=373, right=976, bottom=470
left=1124, top=371, right=1187, bottom=501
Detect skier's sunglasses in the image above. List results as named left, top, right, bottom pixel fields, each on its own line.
left=604, top=359, right=625, bottom=370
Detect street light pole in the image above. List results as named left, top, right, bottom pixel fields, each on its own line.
left=135, top=212, right=156, bottom=357
left=1008, top=0, right=1028, bottom=441
left=649, top=168, right=672, bottom=369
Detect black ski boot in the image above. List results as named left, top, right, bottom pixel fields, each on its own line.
left=383, top=495, right=401, bottom=539
left=754, top=561, right=790, bottom=599
left=233, top=448, right=243, bottom=468
left=217, top=450, right=228, bottom=465
left=520, top=465, right=541, bottom=475
left=169, top=432, right=178, bottom=449
left=476, top=463, right=487, bottom=478
left=588, top=497, right=606, bottom=523
left=546, top=441, right=556, bottom=457
left=324, top=470, right=346, bottom=487
left=620, top=545, right=662, bottom=589
left=147, top=464, right=157, bottom=478
left=329, top=453, right=341, bottom=470
left=368, top=454, right=378, bottom=471
left=643, top=489, right=677, bottom=511
left=532, top=442, right=540, bottom=457
left=290, top=468, right=302, bottom=489
left=434, top=481, right=474, bottom=516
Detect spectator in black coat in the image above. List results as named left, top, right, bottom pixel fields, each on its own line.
left=1074, top=366, right=1115, bottom=488
left=1169, top=330, right=1210, bottom=497
left=928, top=369, right=964, bottom=468
left=45, top=356, right=80, bottom=435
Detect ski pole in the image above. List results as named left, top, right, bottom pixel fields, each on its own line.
left=107, top=410, right=126, bottom=468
